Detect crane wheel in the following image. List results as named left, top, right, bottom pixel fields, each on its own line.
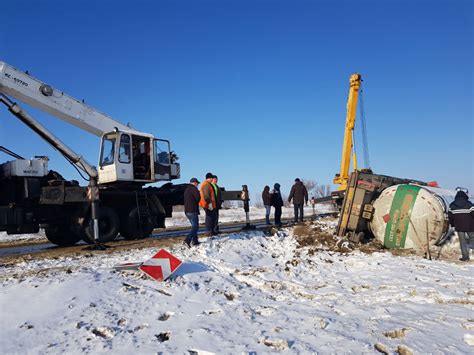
left=84, top=206, right=120, bottom=243
left=120, top=207, right=154, bottom=240
left=45, top=224, right=83, bottom=246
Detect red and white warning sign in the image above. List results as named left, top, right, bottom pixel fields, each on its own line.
left=139, top=249, right=182, bottom=281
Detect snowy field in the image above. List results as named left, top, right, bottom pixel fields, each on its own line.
left=0, top=220, right=473, bottom=353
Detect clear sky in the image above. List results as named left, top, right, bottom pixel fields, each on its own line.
left=1, top=0, right=473, bottom=199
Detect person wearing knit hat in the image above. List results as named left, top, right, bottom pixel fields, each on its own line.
left=199, top=172, right=217, bottom=236
left=271, top=183, right=284, bottom=227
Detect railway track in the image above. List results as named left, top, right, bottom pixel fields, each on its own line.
left=0, top=213, right=337, bottom=265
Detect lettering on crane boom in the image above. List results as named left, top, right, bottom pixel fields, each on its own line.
left=4, top=72, right=29, bottom=87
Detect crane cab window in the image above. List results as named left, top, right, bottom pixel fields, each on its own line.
left=100, top=135, right=116, bottom=166
left=118, top=134, right=131, bottom=163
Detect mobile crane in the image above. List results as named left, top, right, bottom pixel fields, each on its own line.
left=0, top=61, right=188, bottom=246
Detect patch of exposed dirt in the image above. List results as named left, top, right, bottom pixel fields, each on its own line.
left=293, top=220, right=386, bottom=255
left=291, top=220, right=444, bottom=259
left=293, top=221, right=337, bottom=248
left=0, top=238, right=48, bottom=249
left=434, top=297, right=474, bottom=305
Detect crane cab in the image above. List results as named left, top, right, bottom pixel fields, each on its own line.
left=98, top=130, right=180, bottom=185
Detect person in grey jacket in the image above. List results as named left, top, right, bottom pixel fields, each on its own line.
left=288, top=178, right=308, bottom=223
left=262, top=185, right=272, bottom=225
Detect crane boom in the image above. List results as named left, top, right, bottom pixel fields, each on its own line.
left=333, top=73, right=362, bottom=191
left=0, top=61, right=141, bottom=137
left=0, top=60, right=180, bottom=185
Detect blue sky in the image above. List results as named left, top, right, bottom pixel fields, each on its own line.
left=1, top=0, right=473, bottom=198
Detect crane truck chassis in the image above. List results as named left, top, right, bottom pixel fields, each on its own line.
left=0, top=61, right=249, bottom=246
left=0, top=152, right=189, bottom=246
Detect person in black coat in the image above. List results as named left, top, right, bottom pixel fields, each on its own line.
left=288, top=178, right=308, bottom=222
left=183, top=178, right=201, bottom=247
left=271, top=183, right=284, bottom=227
left=448, top=190, right=474, bottom=261
left=211, top=175, right=222, bottom=234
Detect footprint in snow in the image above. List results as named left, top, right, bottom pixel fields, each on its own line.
left=155, top=331, right=171, bottom=342
left=92, top=326, right=114, bottom=339
left=255, top=306, right=276, bottom=316
left=223, top=291, right=239, bottom=300
left=260, top=338, right=290, bottom=351
left=158, top=311, right=174, bottom=321
left=383, top=328, right=409, bottom=339
left=19, top=322, right=34, bottom=330
left=202, top=309, right=222, bottom=315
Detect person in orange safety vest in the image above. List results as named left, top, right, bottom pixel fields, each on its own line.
left=200, top=172, right=217, bottom=235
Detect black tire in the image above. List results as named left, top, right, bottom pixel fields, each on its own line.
left=84, top=206, right=120, bottom=243
left=155, top=213, right=166, bottom=229
left=78, top=225, right=94, bottom=244
left=45, top=224, right=82, bottom=246
left=120, top=207, right=154, bottom=240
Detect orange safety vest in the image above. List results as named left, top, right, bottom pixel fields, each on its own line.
left=199, top=180, right=217, bottom=209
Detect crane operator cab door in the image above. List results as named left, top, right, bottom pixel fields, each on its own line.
left=131, top=135, right=153, bottom=182
left=99, top=132, right=120, bottom=184
left=153, top=139, right=172, bottom=181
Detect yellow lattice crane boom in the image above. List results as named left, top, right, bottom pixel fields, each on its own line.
left=333, top=73, right=362, bottom=191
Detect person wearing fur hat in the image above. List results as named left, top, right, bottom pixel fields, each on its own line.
left=448, top=189, right=474, bottom=261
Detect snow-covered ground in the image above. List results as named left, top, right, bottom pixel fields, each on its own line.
left=1, top=221, right=472, bottom=353
left=0, top=229, right=46, bottom=243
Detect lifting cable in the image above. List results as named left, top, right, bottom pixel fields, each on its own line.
left=358, top=86, right=371, bottom=169
left=0, top=146, right=25, bottom=160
